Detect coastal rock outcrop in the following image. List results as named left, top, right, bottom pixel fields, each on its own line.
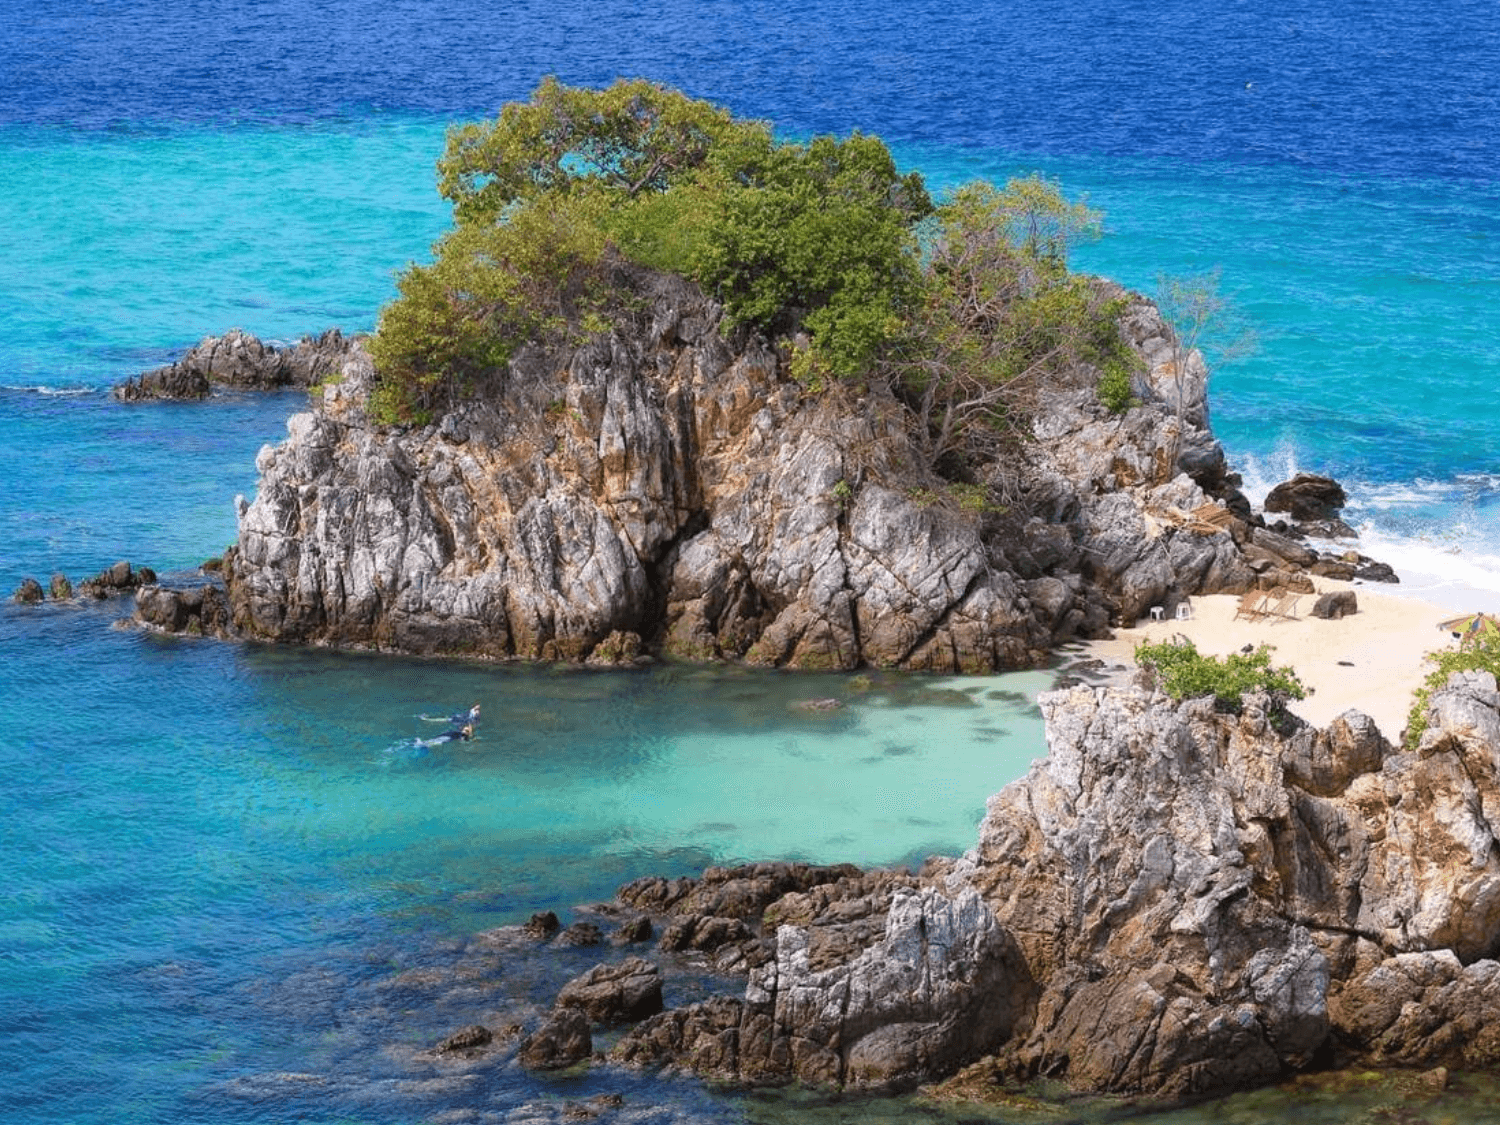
left=137, top=267, right=1353, bottom=671
left=113, top=328, right=357, bottom=401
left=12, top=560, right=156, bottom=604
left=1265, top=473, right=1348, bottom=523
left=557, top=671, right=1500, bottom=1100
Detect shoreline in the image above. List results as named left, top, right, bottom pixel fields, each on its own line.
left=1067, top=575, right=1483, bottom=745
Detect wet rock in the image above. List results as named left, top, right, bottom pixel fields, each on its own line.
left=434, top=1024, right=492, bottom=1055
left=656, top=915, right=753, bottom=955
left=555, top=957, right=663, bottom=1024
left=522, top=911, right=561, bottom=940
left=615, top=883, right=1027, bottom=1090
left=613, top=916, right=652, bottom=944
left=518, top=1008, right=592, bottom=1070
left=558, top=922, right=604, bottom=947
left=114, top=327, right=357, bottom=400
left=12, top=577, right=44, bottom=603
left=48, top=573, right=73, bottom=600
left=617, top=862, right=862, bottom=923
left=135, top=583, right=232, bottom=636
left=1353, top=560, right=1399, bottom=583
left=1265, top=474, right=1348, bottom=522
left=77, top=560, right=153, bottom=598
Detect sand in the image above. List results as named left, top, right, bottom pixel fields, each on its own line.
left=1074, top=580, right=1477, bottom=745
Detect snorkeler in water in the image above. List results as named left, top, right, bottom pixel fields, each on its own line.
left=420, top=702, right=481, bottom=726
left=417, top=723, right=473, bottom=747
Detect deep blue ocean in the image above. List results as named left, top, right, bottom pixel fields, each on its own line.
left=2, top=2, right=1498, bottom=1122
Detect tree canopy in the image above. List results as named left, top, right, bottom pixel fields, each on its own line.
left=369, top=78, right=1130, bottom=481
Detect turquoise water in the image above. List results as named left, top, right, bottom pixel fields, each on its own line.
left=4, top=0, right=1500, bottom=1120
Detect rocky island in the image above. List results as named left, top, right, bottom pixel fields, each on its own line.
left=121, top=80, right=1500, bottom=1109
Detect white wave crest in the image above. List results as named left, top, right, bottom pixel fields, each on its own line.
left=1, top=384, right=98, bottom=397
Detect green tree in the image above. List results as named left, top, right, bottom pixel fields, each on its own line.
left=1404, top=634, right=1500, bottom=749
left=373, top=79, right=936, bottom=417
left=436, top=76, right=768, bottom=224
left=694, top=132, right=932, bottom=379
left=887, top=177, right=1128, bottom=474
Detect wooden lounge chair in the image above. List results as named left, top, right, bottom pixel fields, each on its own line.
left=1234, top=590, right=1270, bottom=621
left=1266, top=590, right=1302, bottom=620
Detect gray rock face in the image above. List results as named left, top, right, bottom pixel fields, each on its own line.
left=612, top=881, right=1028, bottom=1090
left=947, top=671, right=1500, bottom=1095
left=183, top=270, right=1300, bottom=670
left=597, top=673, right=1500, bottom=1100
left=114, top=328, right=356, bottom=400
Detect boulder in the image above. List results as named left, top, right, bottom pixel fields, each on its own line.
left=1310, top=590, right=1358, bottom=619
left=49, top=573, right=73, bottom=600
left=613, top=917, right=653, bottom=944
left=555, top=958, right=664, bottom=1025
left=12, top=577, right=44, bottom=604
left=114, top=328, right=357, bottom=400
left=558, top=921, right=603, bottom=947
left=522, top=911, right=561, bottom=940
left=77, top=560, right=153, bottom=598
left=1264, top=474, right=1347, bottom=522
left=518, top=1008, right=592, bottom=1070
left=434, top=1024, right=492, bottom=1054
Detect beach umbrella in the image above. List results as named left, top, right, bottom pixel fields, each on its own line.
left=1438, top=612, right=1500, bottom=646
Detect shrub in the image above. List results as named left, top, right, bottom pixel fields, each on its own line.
left=1135, top=638, right=1306, bottom=714
left=1404, top=634, right=1500, bottom=749
left=692, top=131, right=931, bottom=379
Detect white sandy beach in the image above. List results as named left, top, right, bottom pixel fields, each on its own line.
left=1078, top=579, right=1491, bottom=745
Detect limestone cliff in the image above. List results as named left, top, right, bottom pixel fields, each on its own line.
left=142, top=266, right=1328, bottom=670
left=580, top=672, right=1500, bottom=1100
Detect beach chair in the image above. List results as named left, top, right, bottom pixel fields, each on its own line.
left=1266, top=590, right=1302, bottom=621
left=1234, top=590, right=1270, bottom=621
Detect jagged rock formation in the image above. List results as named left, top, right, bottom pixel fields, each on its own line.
left=558, top=671, right=1500, bottom=1100
left=113, top=328, right=356, bottom=400
left=136, top=267, right=1363, bottom=670
left=12, top=560, right=155, bottom=603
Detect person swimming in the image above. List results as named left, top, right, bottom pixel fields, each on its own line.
left=416, top=722, right=473, bottom=748
left=421, top=702, right=481, bottom=725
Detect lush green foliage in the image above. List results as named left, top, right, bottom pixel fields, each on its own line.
left=370, top=79, right=1133, bottom=441
left=1135, top=638, right=1307, bottom=713
left=436, top=76, right=766, bottom=223
left=368, top=194, right=611, bottom=422
left=889, top=177, right=1132, bottom=469
left=694, top=132, right=932, bottom=379
left=1404, top=634, right=1500, bottom=749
